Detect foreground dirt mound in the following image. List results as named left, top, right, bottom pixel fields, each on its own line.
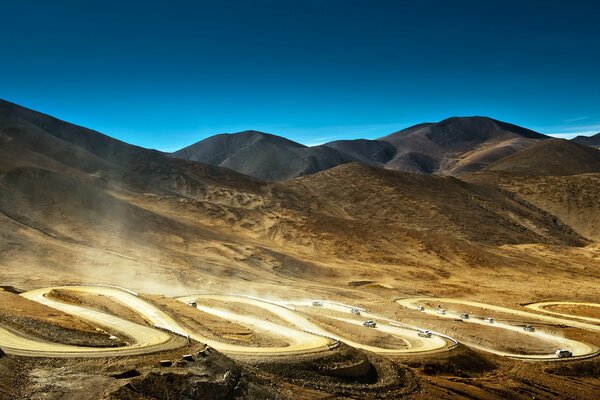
left=405, top=346, right=496, bottom=378
left=107, top=348, right=282, bottom=400
left=248, top=344, right=418, bottom=398
left=546, top=359, right=600, bottom=378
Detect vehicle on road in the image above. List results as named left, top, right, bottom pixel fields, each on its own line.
left=484, top=317, right=494, bottom=323
left=555, top=349, right=572, bottom=358
left=437, top=309, right=446, bottom=315
left=416, top=306, right=425, bottom=311
left=460, top=313, right=469, bottom=319
left=363, top=320, right=377, bottom=328
left=187, top=300, right=197, bottom=307
left=351, top=308, right=361, bottom=316
left=417, top=329, right=432, bottom=338
left=523, top=325, right=535, bottom=332
left=312, top=301, right=323, bottom=307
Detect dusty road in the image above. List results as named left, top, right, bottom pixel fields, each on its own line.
left=1, top=286, right=598, bottom=361
left=525, top=301, right=600, bottom=324
left=397, top=297, right=599, bottom=359
left=284, top=299, right=455, bottom=355
left=2, top=286, right=181, bottom=357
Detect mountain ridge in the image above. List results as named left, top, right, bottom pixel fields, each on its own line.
left=172, top=116, right=550, bottom=179
left=572, top=132, right=600, bottom=148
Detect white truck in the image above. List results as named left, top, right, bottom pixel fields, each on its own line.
left=363, top=320, right=377, bottom=328
left=417, top=329, right=432, bottom=338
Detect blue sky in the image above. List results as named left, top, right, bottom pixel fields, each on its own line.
left=1, top=0, right=599, bottom=150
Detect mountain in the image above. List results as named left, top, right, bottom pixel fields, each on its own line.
left=375, top=116, right=548, bottom=175
left=172, top=130, right=356, bottom=181
left=572, top=132, right=600, bottom=148
left=0, top=100, right=591, bottom=277
left=322, top=139, right=397, bottom=166
left=172, top=117, right=549, bottom=180
left=483, top=139, right=600, bottom=176
left=285, top=163, right=585, bottom=249
left=0, top=99, right=262, bottom=195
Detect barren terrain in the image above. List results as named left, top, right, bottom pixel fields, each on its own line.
left=0, top=100, right=599, bottom=398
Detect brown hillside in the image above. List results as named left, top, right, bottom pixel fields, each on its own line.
left=484, top=139, right=600, bottom=176
left=465, top=171, right=600, bottom=241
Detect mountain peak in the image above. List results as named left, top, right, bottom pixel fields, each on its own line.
left=572, top=132, right=600, bottom=148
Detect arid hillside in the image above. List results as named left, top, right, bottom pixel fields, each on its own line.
left=484, top=139, right=600, bottom=176
left=465, top=171, right=600, bottom=241
left=378, top=116, right=548, bottom=175
left=172, top=130, right=356, bottom=181
left=0, top=100, right=599, bottom=298
left=2, top=101, right=600, bottom=400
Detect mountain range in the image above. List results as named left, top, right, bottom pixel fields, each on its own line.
left=172, top=116, right=600, bottom=180
left=1, top=98, right=599, bottom=281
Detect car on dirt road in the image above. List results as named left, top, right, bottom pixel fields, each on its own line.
left=555, top=349, right=572, bottom=358
left=416, top=306, right=425, bottom=311
left=484, top=317, right=494, bottom=323
left=418, top=329, right=432, bottom=338
left=363, top=320, right=377, bottom=328
left=351, top=308, right=361, bottom=316
left=312, top=301, right=323, bottom=307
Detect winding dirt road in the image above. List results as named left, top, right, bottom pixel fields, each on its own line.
left=525, top=301, right=600, bottom=324
left=284, top=299, right=455, bottom=355
left=397, top=298, right=599, bottom=360
left=1, top=285, right=598, bottom=361
left=2, top=286, right=182, bottom=357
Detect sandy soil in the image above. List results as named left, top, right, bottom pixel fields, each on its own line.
left=46, top=289, right=149, bottom=326
left=194, top=297, right=296, bottom=329
left=308, top=314, right=410, bottom=350
left=545, top=304, right=600, bottom=319
left=143, top=295, right=289, bottom=348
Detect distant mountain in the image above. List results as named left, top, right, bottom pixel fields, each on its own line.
left=375, top=116, right=548, bottom=175
left=172, top=130, right=356, bottom=181
left=322, top=139, right=396, bottom=166
left=172, top=117, right=550, bottom=180
left=0, top=99, right=260, bottom=194
left=572, top=132, right=600, bottom=148
left=484, top=139, right=600, bottom=176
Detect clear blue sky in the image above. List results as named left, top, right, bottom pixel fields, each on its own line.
left=1, top=0, right=599, bottom=150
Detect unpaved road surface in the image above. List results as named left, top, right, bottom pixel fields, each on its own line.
left=397, top=297, right=599, bottom=360
left=1, top=286, right=599, bottom=362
